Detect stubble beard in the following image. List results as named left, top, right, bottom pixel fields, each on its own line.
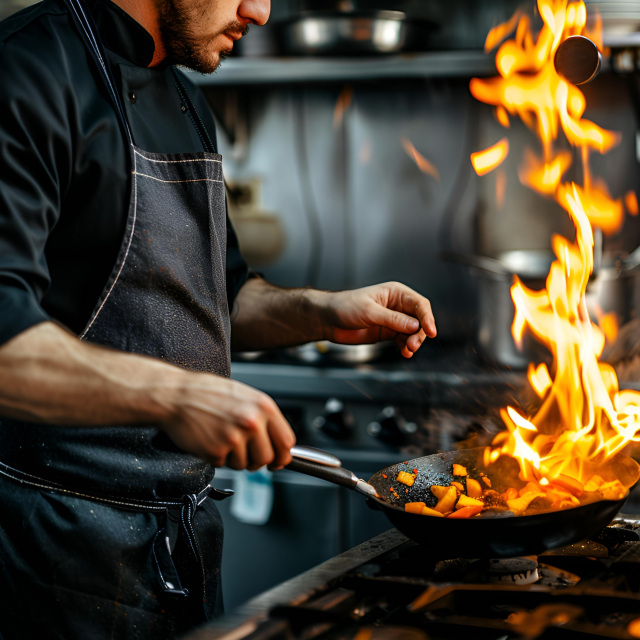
left=157, top=0, right=247, bottom=74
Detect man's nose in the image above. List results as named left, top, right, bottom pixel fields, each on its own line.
left=238, top=0, right=270, bottom=26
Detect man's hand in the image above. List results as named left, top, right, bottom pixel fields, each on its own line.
left=0, top=322, right=296, bottom=471
left=158, top=374, right=296, bottom=471
left=316, top=282, right=437, bottom=358
left=231, top=278, right=436, bottom=357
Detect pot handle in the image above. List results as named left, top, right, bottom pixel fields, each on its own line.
left=286, top=445, right=379, bottom=497
left=438, top=250, right=509, bottom=276
left=622, top=245, right=640, bottom=271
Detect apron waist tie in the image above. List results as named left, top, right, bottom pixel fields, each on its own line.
left=152, top=486, right=214, bottom=597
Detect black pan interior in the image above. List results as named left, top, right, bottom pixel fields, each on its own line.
left=365, top=448, right=640, bottom=559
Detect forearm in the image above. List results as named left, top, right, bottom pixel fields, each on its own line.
left=230, top=278, right=329, bottom=352
left=0, top=321, right=189, bottom=426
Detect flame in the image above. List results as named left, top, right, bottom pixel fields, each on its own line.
left=473, top=1, right=640, bottom=487
left=496, top=169, right=507, bottom=208
left=401, top=137, right=441, bottom=182
left=471, top=138, right=509, bottom=176
left=333, top=86, right=353, bottom=130
left=625, top=190, right=639, bottom=216
left=496, top=105, right=511, bottom=128
left=519, top=148, right=572, bottom=195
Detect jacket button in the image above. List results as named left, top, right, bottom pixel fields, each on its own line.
left=128, top=92, right=137, bottom=104
left=181, top=104, right=188, bottom=113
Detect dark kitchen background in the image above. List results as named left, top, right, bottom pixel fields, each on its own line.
left=5, top=0, right=640, bottom=615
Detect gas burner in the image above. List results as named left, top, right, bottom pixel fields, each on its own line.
left=488, top=557, right=539, bottom=585
left=199, top=518, right=640, bottom=640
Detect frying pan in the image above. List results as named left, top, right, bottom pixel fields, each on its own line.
left=287, top=445, right=640, bottom=559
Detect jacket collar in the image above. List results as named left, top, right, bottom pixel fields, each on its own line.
left=87, top=0, right=155, bottom=67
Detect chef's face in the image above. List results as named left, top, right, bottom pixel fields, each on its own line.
left=157, top=0, right=270, bottom=74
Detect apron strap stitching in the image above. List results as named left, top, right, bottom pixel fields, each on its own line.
left=0, top=461, right=212, bottom=512
left=133, top=150, right=221, bottom=164
left=81, top=144, right=138, bottom=339
left=132, top=172, right=223, bottom=184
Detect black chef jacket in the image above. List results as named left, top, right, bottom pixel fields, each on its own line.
left=0, top=0, right=248, bottom=345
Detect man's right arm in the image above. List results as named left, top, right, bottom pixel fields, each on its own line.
left=0, top=322, right=295, bottom=470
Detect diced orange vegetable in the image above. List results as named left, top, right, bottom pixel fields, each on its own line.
left=421, top=506, right=444, bottom=517
left=583, top=475, right=605, bottom=492
left=599, top=480, right=627, bottom=501
left=481, top=476, right=492, bottom=488
left=447, top=506, right=483, bottom=519
left=545, top=487, right=578, bottom=506
left=430, top=485, right=451, bottom=500
left=551, top=475, right=584, bottom=497
left=518, top=481, right=541, bottom=497
left=466, top=478, right=483, bottom=498
left=452, top=464, right=468, bottom=476
left=456, top=495, right=483, bottom=509
left=404, top=502, right=426, bottom=514
left=507, top=492, right=544, bottom=514
left=503, top=487, right=518, bottom=501
left=451, top=481, right=465, bottom=492
left=397, top=471, right=416, bottom=487
left=434, top=486, right=457, bottom=513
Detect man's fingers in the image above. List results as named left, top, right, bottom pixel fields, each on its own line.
left=247, top=428, right=275, bottom=471
left=266, top=411, right=296, bottom=470
left=368, top=305, right=420, bottom=335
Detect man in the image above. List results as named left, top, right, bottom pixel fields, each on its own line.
left=0, top=0, right=437, bottom=637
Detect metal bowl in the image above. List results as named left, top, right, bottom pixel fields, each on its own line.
left=277, top=10, right=436, bottom=57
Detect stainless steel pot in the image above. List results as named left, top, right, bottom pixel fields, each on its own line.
left=587, top=246, right=640, bottom=335
left=440, top=250, right=555, bottom=369
left=276, top=10, right=436, bottom=57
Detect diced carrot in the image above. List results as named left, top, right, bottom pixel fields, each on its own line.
left=518, top=481, right=541, bottom=497
left=551, top=475, right=584, bottom=497
left=404, top=502, right=426, bottom=514
left=447, top=506, right=483, bottom=519
left=421, top=506, right=444, bottom=517
left=431, top=485, right=451, bottom=499
left=451, top=481, right=465, bottom=492
left=397, top=471, right=416, bottom=487
left=466, top=478, right=483, bottom=498
left=434, top=486, right=457, bottom=513
left=583, top=475, right=604, bottom=492
left=507, top=493, right=545, bottom=514
left=452, top=464, right=468, bottom=476
left=456, top=495, right=483, bottom=509
left=482, top=476, right=492, bottom=488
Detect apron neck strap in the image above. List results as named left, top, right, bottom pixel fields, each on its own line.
left=63, top=0, right=133, bottom=146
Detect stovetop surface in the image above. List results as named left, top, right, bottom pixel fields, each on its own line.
left=194, top=518, right=640, bottom=640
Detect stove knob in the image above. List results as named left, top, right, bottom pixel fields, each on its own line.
left=367, top=406, right=417, bottom=446
left=312, top=398, right=354, bottom=440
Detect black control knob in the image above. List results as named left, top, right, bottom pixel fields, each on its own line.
left=367, top=406, right=417, bottom=446
left=312, top=398, right=354, bottom=440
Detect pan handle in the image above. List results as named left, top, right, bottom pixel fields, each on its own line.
left=286, top=445, right=379, bottom=497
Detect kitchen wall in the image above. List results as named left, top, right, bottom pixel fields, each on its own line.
left=208, top=72, right=640, bottom=342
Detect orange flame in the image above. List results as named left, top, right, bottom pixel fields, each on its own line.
left=473, top=1, right=640, bottom=488
left=625, top=190, right=639, bottom=216
left=333, top=86, right=353, bottom=130
left=496, top=169, right=507, bottom=209
left=470, top=138, right=509, bottom=176
left=401, top=137, right=441, bottom=182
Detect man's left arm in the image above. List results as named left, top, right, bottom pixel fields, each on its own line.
left=230, top=277, right=437, bottom=358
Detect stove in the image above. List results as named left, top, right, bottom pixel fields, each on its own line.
left=190, top=517, right=640, bottom=640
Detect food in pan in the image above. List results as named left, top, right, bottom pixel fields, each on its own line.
left=402, top=461, right=629, bottom=519
left=396, top=471, right=416, bottom=487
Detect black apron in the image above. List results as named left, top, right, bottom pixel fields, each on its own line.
left=0, top=0, right=233, bottom=637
